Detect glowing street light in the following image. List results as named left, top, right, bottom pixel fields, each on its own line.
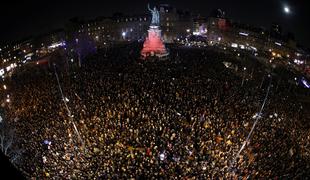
left=3, top=85, right=7, bottom=90
left=284, top=6, right=290, bottom=14
left=122, top=32, right=126, bottom=38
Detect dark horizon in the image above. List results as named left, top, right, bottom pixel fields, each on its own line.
left=1, top=0, right=310, bottom=47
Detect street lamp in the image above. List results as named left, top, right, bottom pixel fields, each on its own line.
left=241, top=67, right=247, bottom=87
left=122, top=32, right=126, bottom=39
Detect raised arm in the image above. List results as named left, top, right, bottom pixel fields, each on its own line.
left=147, top=3, right=152, bottom=12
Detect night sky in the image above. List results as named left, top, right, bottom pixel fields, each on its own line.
left=1, top=0, right=309, bottom=47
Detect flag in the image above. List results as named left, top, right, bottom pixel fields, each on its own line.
left=226, top=140, right=232, bottom=145
left=216, top=136, right=223, bottom=143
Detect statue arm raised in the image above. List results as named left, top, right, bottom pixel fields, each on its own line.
left=147, top=3, right=152, bottom=12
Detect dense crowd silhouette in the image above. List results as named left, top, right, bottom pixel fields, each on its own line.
left=3, top=44, right=310, bottom=179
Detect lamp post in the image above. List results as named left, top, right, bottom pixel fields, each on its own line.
left=260, top=74, right=265, bottom=89
left=241, top=67, right=246, bottom=87
left=122, top=32, right=126, bottom=40
left=53, top=64, right=85, bottom=152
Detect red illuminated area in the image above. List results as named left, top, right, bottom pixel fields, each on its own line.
left=141, top=27, right=168, bottom=59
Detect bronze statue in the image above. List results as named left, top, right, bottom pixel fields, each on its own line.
left=148, top=3, right=160, bottom=26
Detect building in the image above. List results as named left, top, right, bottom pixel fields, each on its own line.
left=158, top=4, right=192, bottom=42
left=0, top=4, right=309, bottom=77
left=65, top=4, right=193, bottom=45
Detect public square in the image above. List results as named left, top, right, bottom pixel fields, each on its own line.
left=1, top=43, right=308, bottom=178
left=0, top=1, right=310, bottom=179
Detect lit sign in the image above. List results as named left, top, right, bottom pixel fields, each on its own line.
left=231, top=43, right=238, bottom=48
left=301, top=77, right=310, bottom=89
left=275, top=42, right=282, bottom=46
left=48, top=41, right=66, bottom=49
left=239, top=32, right=249, bottom=36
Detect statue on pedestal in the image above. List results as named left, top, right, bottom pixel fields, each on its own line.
left=148, top=3, right=160, bottom=26
left=141, top=3, right=169, bottom=59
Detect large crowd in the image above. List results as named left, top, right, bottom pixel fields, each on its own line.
left=2, top=43, right=310, bottom=179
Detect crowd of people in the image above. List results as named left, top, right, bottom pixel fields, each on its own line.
left=2, top=43, right=310, bottom=179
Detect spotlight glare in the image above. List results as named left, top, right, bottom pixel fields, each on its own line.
left=284, top=6, right=290, bottom=14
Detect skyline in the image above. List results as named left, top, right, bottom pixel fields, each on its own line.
left=1, top=0, right=310, bottom=47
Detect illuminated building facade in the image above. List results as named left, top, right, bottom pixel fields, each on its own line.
left=0, top=5, right=309, bottom=77
left=66, top=4, right=192, bottom=44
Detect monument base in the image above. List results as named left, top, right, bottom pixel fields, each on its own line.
left=141, top=26, right=169, bottom=60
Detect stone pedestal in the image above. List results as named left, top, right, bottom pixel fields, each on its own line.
left=141, top=26, right=169, bottom=59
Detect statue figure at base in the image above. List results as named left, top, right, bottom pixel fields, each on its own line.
left=148, top=3, right=160, bottom=26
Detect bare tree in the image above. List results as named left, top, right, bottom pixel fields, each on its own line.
left=0, top=120, right=23, bottom=165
